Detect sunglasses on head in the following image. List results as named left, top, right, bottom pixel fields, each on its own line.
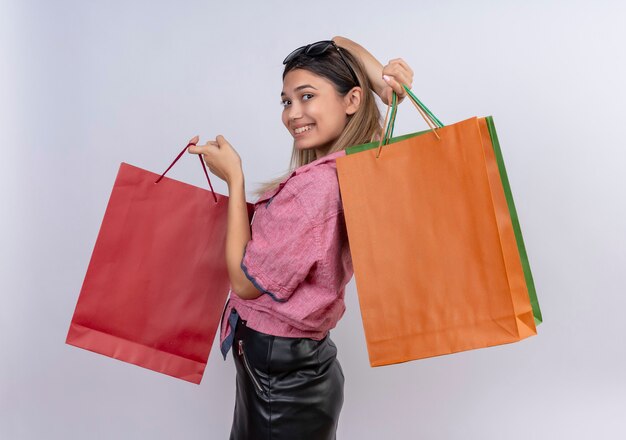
left=283, top=40, right=359, bottom=85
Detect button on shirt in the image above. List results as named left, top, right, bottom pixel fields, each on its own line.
left=220, top=150, right=354, bottom=358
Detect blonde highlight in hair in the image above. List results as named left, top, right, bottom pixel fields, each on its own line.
left=253, top=46, right=382, bottom=199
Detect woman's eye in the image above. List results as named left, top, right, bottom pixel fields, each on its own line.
left=280, top=94, right=313, bottom=108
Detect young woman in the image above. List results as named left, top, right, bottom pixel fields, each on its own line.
left=188, top=36, right=414, bottom=440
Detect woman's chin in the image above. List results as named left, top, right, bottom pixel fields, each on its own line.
left=294, top=141, right=315, bottom=151
left=293, top=136, right=333, bottom=153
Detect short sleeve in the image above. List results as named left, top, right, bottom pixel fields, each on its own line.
left=241, top=186, right=320, bottom=302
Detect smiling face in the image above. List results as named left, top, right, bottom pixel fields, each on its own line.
left=281, top=69, right=360, bottom=158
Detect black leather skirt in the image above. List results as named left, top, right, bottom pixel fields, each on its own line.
left=229, top=316, right=345, bottom=440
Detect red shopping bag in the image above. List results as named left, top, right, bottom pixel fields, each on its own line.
left=66, top=144, right=253, bottom=384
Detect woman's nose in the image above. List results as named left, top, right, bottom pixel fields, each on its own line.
left=287, top=102, right=302, bottom=120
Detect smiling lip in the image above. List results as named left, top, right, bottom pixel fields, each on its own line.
left=293, top=124, right=314, bottom=136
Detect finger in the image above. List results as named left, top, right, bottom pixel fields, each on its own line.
left=388, top=58, right=414, bottom=77
left=387, top=58, right=413, bottom=79
left=192, top=141, right=219, bottom=154
left=188, top=135, right=199, bottom=145
left=385, top=59, right=408, bottom=74
left=383, top=76, right=409, bottom=99
left=383, top=65, right=413, bottom=89
left=386, top=74, right=412, bottom=92
left=187, top=144, right=206, bottom=155
left=383, top=75, right=406, bottom=96
left=215, top=135, right=230, bottom=148
left=384, top=61, right=412, bottom=79
left=393, top=63, right=414, bottom=89
left=382, top=71, right=411, bottom=90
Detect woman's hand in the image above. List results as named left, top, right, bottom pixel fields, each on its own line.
left=379, top=58, right=414, bottom=106
left=330, top=36, right=414, bottom=106
left=187, top=134, right=243, bottom=185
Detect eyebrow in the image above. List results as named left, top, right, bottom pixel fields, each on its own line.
left=280, top=84, right=318, bottom=97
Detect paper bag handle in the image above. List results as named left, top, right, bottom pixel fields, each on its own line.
left=155, top=142, right=218, bottom=203
left=376, top=85, right=444, bottom=158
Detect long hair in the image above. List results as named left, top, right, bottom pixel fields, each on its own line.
left=253, top=45, right=383, bottom=199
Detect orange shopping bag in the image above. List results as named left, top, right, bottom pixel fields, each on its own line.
left=66, top=143, right=254, bottom=383
left=336, top=89, right=539, bottom=366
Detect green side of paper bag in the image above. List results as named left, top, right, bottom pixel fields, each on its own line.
left=485, top=117, right=542, bottom=325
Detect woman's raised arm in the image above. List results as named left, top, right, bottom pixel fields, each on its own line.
left=332, top=36, right=414, bottom=105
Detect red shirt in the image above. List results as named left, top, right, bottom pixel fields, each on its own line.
left=219, top=150, right=353, bottom=357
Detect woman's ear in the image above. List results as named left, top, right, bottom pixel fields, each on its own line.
left=344, top=86, right=362, bottom=116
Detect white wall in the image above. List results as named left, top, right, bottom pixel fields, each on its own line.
left=1, top=0, right=625, bottom=438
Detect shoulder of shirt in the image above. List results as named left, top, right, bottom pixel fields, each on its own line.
left=282, top=160, right=343, bottom=224
left=291, top=150, right=344, bottom=188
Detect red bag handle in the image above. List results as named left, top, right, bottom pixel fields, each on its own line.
left=155, top=142, right=218, bottom=203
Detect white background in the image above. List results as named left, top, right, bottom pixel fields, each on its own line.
left=1, top=0, right=625, bottom=438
